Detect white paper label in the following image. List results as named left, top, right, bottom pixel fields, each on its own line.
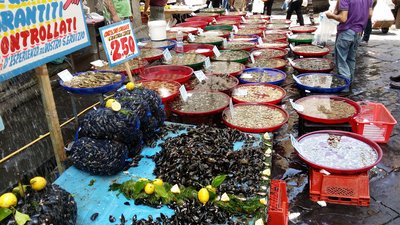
left=230, top=32, right=234, bottom=40
left=0, top=115, right=4, bottom=132
left=188, top=33, right=196, bottom=42
left=229, top=98, right=235, bottom=118
left=288, top=58, right=296, bottom=66
left=223, top=38, right=228, bottom=47
left=289, top=99, right=304, bottom=112
left=225, top=9, right=229, bottom=15
left=246, top=12, right=253, bottom=16
left=57, top=69, right=73, bottom=82
left=241, top=73, right=253, bottom=79
left=90, top=60, right=106, bottom=67
left=213, top=46, right=221, bottom=57
left=241, top=16, right=246, bottom=22
left=257, top=37, right=263, bottom=45
left=194, top=70, right=207, bottom=82
left=290, top=134, right=303, bottom=152
left=190, top=12, right=196, bottom=16
left=232, top=25, right=239, bottom=33
left=250, top=54, right=255, bottom=64
left=204, top=57, right=211, bottom=68
left=208, top=2, right=212, bottom=8
left=138, top=42, right=147, bottom=47
left=163, top=48, right=172, bottom=61
left=233, top=89, right=248, bottom=96
left=292, top=74, right=302, bottom=84
left=197, top=28, right=204, bottom=35
left=179, top=85, right=188, bottom=102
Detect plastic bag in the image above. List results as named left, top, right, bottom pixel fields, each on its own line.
left=312, top=12, right=339, bottom=45
left=252, top=0, right=264, bottom=13
left=372, top=0, right=395, bottom=22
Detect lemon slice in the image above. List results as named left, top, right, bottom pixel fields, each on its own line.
left=105, top=99, right=115, bottom=108
left=111, top=101, right=121, bottom=111
left=126, top=82, right=135, bottom=91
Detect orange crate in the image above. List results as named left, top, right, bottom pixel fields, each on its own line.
left=350, top=102, right=397, bottom=143
left=267, top=180, right=289, bottom=225
left=309, top=169, right=370, bottom=206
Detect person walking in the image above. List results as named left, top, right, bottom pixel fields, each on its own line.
left=102, top=0, right=133, bottom=23
left=263, top=0, right=274, bottom=16
left=286, top=0, right=305, bottom=26
left=144, top=0, right=167, bottom=21
left=326, top=0, right=373, bottom=84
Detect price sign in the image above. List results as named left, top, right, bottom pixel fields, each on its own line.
left=257, top=37, right=263, bottom=45
left=232, top=25, right=239, bottom=33
left=250, top=54, right=255, bottom=64
left=241, top=16, right=246, bottom=22
left=292, top=74, right=302, bottom=84
left=223, top=38, right=228, bottom=47
left=179, top=85, right=189, bottom=102
left=57, top=69, right=73, bottom=82
left=188, top=33, right=196, bottom=42
left=230, top=32, right=234, bottom=40
left=197, top=28, right=204, bottom=35
left=289, top=99, right=304, bottom=112
left=99, top=20, right=140, bottom=67
left=90, top=60, right=106, bottom=67
left=241, top=73, right=253, bottom=79
left=0, top=115, right=4, bottom=132
left=194, top=70, right=208, bottom=82
left=233, top=89, right=248, bottom=96
left=163, top=48, right=172, bottom=61
left=290, top=134, right=303, bottom=153
left=213, top=46, right=221, bottom=57
left=204, top=57, right=211, bottom=69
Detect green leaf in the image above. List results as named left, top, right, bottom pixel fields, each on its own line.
left=0, top=208, right=13, bottom=221
left=154, top=185, right=168, bottom=198
left=211, top=175, right=227, bottom=188
left=14, top=210, right=30, bottom=225
left=133, top=180, right=147, bottom=195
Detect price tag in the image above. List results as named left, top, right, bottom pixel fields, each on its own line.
left=176, top=41, right=183, bottom=48
left=225, top=9, right=229, bottom=15
left=246, top=12, right=253, bottom=16
left=233, top=89, right=248, bottom=96
left=138, top=42, right=147, bottom=47
left=163, top=48, right=172, bottom=61
left=213, top=46, right=221, bottom=57
left=241, top=16, right=246, bottom=23
left=223, top=38, right=228, bottom=47
left=204, top=57, right=211, bottom=69
left=229, top=32, right=234, bottom=40
left=290, top=134, right=303, bottom=152
left=99, top=20, right=140, bottom=67
left=289, top=99, right=304, bottom=112
left=229, top=98, right=235, bottom=118
left=0, top=115, right=4, bottom=132
left=188, top=33, right=196, bottom=42
left=57, top=69, right=73, bottom=82
left=197, top=28, right=204, bottom=35
left=288, top=58, right=296, bottom=66
left=232, top=25, right=239, bottom=33
left=194, top=70, right=208, bottom=82
left=90, top=60, right=106, bottom=67
left=250, top=53, right=255, bottom=64
left=190, top=12, right=196, bottom=16
left=292, top=74, right=302, bottom=84
left=241, top=73, right=253, bottom=79
left=179, top=85, right=188, bottom=102
left=257, top=37, right=263, bottom=45
left=208, top=1, right=212, bottom=8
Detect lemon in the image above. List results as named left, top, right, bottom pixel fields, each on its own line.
left=153, top=179, right=163, bottom=186
left=0, top=193, right=17, bottom=208
left=198, top=188, right=209, bottom=205
left=126, top=82, right=135, bottom=91
left=170, top=184, right=181, bottom=194
left=111, top=101, right=122, bottom=112
left=105, top=99, right=115, bottom=108
left=30, top=176, right=47, bottom=191
left=144, top=183, right=155, bottom=195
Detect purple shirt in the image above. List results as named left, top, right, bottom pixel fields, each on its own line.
left=150, top=0, right=167, bottom=7
left=337, top=0, right=373, bottom=33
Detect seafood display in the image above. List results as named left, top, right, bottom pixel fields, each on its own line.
left=293, top=45, right=330, bottom=54
left=257, top=41, right=289, bottom=49
left=187, top=74, right=238, bottom=91
left=298, top=134, right=379, bottom=169
left=240, top=69, right=285, bottom=83
left=247, top=57, right=287, bottom=69
left=188, top=36, right=224, bottom=45
left=266, top=23, right=290, bottom=29
left=252, top=48, right=287, bottom=59
left=224, top=104, right=287, bottom=130
left=292, top=58, right=334, bottom=72
left=141, top=80, right=180, bottom=100
left=223, top=41, right=256, bottom=50
left=295, top=97, right=357, bottom=120
left=139, top=40, right=175, bottom=49
left=232, top=84, right=285, bottom=104
left=263, top=33, right=287, bottom=41
left=298, top=73, right=347, bottom=88
left=63, top=71, right=122, bottom=88
left=169, top=91, right=229, bottom=114
left=236, top=28, right=263, bottom=35
left=212, top=50, right=249, bottom=62
left=288, top=33, right=314, bottom=43
left=164, top=53, right=206, bottom=66
left=204, top=61, right=245, bottom=75
left=140, top=48, right=163, bottom=59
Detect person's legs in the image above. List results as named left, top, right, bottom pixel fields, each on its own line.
left=149, top=6, right=165, bottom=21
left=348, top=32, right=361, bottom=78
left=266, top=0, right=274, bottom=16
left=286, top=2, right=295, bottom=20
left=294, top=0, right=304, bottom=25
left=362, top=19, right=372, bottom=42
left=335, top=29, right=356, bottom=82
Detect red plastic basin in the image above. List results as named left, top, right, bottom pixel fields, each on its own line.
left=185, top=16, right=215, bottom=23
left=231, top=83, right=287, bottom=105
left=141, top=65, right=193, bottom=84
left=176, top=44, right=215, bottom=57
left=175, top=21, right=209, bottom=29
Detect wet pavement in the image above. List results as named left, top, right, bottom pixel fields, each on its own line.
left=0, top=13, right=400, bottom=225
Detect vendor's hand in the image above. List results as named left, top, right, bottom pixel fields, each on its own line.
left=112, top=15, right=122, bottom=23
left=325, top=12, right=334, bottom=19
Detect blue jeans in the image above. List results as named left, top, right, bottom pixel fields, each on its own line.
left=335, top=29, right=361, bottom=82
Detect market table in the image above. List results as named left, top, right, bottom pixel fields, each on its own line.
left=55, top=122, right=273, bottom=224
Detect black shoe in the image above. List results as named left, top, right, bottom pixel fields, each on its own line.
left=390, top=75, right=400, bottom=82
left=390, top=82, right=400, bottom=89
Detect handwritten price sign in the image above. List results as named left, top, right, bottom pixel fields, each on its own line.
left=99, top=20, right=140, bottom=67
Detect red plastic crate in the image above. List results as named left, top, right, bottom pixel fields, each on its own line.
left=309, top=169, right=370, bottom=206
left=267, top=180, right=289, bottom=225
left=350, top=102, right=397, bottom=143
